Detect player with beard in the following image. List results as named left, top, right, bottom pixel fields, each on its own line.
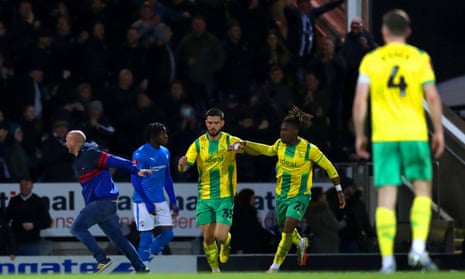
left=178, top=108, right=243, bottom=272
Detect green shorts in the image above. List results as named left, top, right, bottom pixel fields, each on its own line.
left=196, top=197, right=234, bottom=226
left=373, top=141, right=432, bottom=187
left=275, top=195, right=310, bottom=226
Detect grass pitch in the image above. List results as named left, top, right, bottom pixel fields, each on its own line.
left=7, top=272, right=465, bottom=279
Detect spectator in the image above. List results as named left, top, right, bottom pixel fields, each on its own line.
left=0, top=113, right=30, bottom=182
left=309, top=36, right=346, bottom=160
left=232, top=0, right=270, bottom=55
left=146, top=23, right=176, bottom=96
left=296, top=71, right=330, bottom=153
left=271, top=0, right=292, bottom=39
left=0, top=205, right=15, bottom=260
left=82, top=100, right=115, bottom=151
left=176, top=15, right=225, bottom=108
left=0, top=52, right=15, bottom=117
left=258, top=65, right=294, bottom=119
left=257, top=30, right=290, bottom=82
left=65, top=130, right=150, bottom=273
left=231, top=112, right=261, bottom=182
left=9, top=0, right=41, bottom=52
left=52, top=16, right=76, bottom=75
left=157, top=79, right=189, bottom=127
left=145, top=0, right=190, bottom=24
left=340, top=16, right=376, bottom=126
left=304, top=186, right=345, bottom=253
left=6, top=124, right=30, bottom=181
left=112, top=27, right=147, bottom=85
left=116, top=93, right=161, bottom=157
left=230, top=188, right=275, bottom=253
left=40, top=120, right=75, bottom=182
left=0, top=119, right=13, bottom=182
left=337, top=177, right=376, bottom=253
left=168, top=103, right=200, bottom=182
left=15, top=66, right=51, bottom=122
left=132, top=2, right=160, bottom=47
left=6, top=177, right=52, bottom=255
left=104, top=69, right=138, bottom=126
left=285, top=0, right=345, bottom=79
left=16, top=28, right=55, bottom=79
left=18, top=105, right=42, bottom=159
left=78, top=21, right=110, bottom=94
left=217, top=20, right=255, bottom=102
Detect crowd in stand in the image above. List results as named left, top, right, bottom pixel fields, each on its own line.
left=0, top=0, right=377, bottom=183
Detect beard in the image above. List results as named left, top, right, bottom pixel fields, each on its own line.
left=208, top=129, right=220, bottom=138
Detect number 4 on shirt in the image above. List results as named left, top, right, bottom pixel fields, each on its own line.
left=387, top=65, right=408, bottom=96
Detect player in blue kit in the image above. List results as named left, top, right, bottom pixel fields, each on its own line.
left=131, top=123, right=178, bottom=267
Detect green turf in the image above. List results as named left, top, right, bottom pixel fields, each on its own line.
left=6, top=272, right=465, bottom=279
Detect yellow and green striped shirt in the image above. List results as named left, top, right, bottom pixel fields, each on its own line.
left=358, top=43, right=435, bottom=142
left=185, top=132, right=242, bottom=200
left=247, top=137, right=338, bottom=198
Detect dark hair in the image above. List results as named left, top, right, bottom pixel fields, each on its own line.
left=205, top=107, right=224, bottom=120
left=144, top=122, right=167, bottom=142
left=382, top=9, right=410, bottom=36
left=235, top=188, right=255, bottom=208
left=283, top=106, right=313, bottom=130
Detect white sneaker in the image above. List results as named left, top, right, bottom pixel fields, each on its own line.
left=296, top=237, right=308, bottom=266
left=408, top=251, right=438, bottom=271
left=266, top=267, right=279, bottom=273
left=379, top=264, right=396, bottom=274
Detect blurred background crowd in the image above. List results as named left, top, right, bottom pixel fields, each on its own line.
left=0, top=0, right=379, bottom=183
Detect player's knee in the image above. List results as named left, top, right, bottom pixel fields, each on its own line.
left=214, top=232, right=227, bottom=243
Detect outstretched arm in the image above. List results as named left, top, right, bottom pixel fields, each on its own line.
left=243, top=141, right=276, bottom=156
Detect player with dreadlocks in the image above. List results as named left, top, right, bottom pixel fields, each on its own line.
left=233, top=106, right=346, bottom=272
left=131, top=123, right=178, bottom=269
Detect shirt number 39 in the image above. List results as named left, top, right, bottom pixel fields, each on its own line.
left=387, top=65, right=408, bottom=96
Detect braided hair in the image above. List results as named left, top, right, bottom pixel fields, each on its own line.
left=283, top=106, right=313, bottom=131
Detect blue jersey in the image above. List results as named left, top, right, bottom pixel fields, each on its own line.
left=131, top=143, right=176, bottom=205
left=73, top=142, right=140, bottom=204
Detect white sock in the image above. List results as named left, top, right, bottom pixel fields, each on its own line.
left=270, top=263, right=280, bottom=270
left=411, top=239, right=426, bottom=254
left=382, top=255, right=395, bottom=268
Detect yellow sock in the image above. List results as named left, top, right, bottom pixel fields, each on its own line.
left=292, top=228, right=301, bottom=245
left=410, top=196, right=432, bottom=242
left=203, top=241, right=219, bottom=270
left=272, top=232, right=293, bottom=265
left=376, top=207, right=396, bottom=257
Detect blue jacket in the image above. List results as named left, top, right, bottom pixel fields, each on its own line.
left=73, top=142, right=140, bottom=204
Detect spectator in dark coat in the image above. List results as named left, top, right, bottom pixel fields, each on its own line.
left=337, top=177, right=376, bottom=253
left=6, top=177, right=52, bottom=255
left=0, top=205, right=15, bottom=259
left=305, top=187, right=345, bottom=253
left=39, top=120, right=75, bottom=182
left=230, top=188, right=275, bottom=253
